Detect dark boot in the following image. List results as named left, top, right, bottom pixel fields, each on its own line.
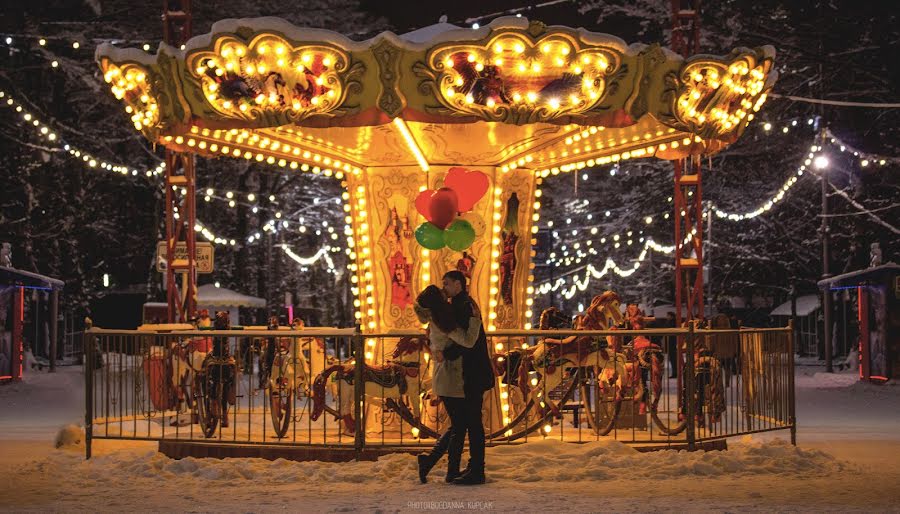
left=417, top=453, right=439, bottom=484
left=445, top=449, right=463, bottom=483
left=452, top=469, right=485, bottom=485
left=445, top=467, right=464, bottom=483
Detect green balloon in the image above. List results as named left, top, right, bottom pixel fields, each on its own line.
left=415, top=222, right=446, bottom=250
left=444, top=219, right=476, bottom=251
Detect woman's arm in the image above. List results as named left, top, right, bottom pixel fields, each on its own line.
left=443, top=314, right=482, bottom=361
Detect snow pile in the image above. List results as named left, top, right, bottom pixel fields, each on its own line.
left=486, top=437, right=846, bottom=482
left=20, top=437, right=846, bottom=487
left=796, top=371, right=859, bottom=389
left=54, top=424, right=84, bottom=449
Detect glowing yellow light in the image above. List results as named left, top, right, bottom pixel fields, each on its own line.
left=392, top=118, right=430, bottom=172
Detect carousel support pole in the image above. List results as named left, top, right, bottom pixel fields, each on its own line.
left=162, top=0, right=196, bottom=323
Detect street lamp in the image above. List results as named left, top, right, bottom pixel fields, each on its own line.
left=815, top=149, right=834, bottom=372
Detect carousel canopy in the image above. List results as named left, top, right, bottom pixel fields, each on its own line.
left=95, top=16, right=776, bottom=176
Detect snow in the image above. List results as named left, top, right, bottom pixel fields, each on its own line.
left=1, top=365, right=899, bottom=512
left=195, top=283, right=267, bottom=308
left=770, top=294, right=819, bottom=316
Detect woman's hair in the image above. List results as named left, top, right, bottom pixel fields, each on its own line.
left=416, top=285, right=457, bottom=333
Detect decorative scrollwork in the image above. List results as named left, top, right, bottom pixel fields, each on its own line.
left=669, top=49, right=775, bottom=139
left=101, top=61, right=160, bottom=134
left=185, top=34, right=360, bottom=123
left=416, top=31, right=622, bottom=124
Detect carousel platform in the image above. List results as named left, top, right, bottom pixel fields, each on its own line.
left=157, top=438, right=726, bottom=462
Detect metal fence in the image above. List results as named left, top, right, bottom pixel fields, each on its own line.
left=83, top=324, right=795, bottom=458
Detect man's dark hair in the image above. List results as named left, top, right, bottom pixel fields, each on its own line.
left=443, top=270, right=468, bottom=293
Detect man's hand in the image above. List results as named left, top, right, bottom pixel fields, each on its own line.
left=434, top=350, right=444, bottom=363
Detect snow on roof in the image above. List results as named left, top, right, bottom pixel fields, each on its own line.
left=398, top=22, right=464, bottom=43
left=817, top=263, right=900, bottom=289
left=195, top=284, right=266, bottom=308
left=0, top=266, right=64, bottom=290
left=770, top=294, right=819, bottom=317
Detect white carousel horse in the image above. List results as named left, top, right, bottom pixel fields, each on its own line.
left=268, top=333, right=340, bottom=397
left=310, top=336, right=430, bottom=434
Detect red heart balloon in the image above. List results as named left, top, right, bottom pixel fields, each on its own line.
left=444, top=167, right=489, bottom=212
left=429, top=187, right=459, bottom=229
left=415, top=189, right=435, bottom=222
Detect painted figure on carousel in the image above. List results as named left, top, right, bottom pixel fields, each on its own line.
left=385, top=205, right=414, bottom=310
left=499, top=193, right=520, bottom=306
left=197, top=309, right=212, bottom=329
left=456, top=251, right=476, bottom=280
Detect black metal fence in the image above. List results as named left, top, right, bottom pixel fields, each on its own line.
left=83, top=324, right=795, bottom=458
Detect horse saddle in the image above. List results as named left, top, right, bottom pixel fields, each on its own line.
left=344, top=361, right=418, bottom=395
left=546, top=337, right=607, bottom=365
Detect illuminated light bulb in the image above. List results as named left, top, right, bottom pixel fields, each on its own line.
left=531, top=63, right=541, bottom=73
left=512, top=92, right=522, bottom=102
left=475, top=62, right=484, bottom=72
left=514, top=43, right=524, bottom=53
left=526, top=91, right=537, bottom=103
left=548, top=98, right=560, bottom=109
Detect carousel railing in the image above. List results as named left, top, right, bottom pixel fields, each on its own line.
left=83, top=324, right=795, bottom=459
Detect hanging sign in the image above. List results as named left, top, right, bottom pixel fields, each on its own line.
left=156, top=242, right=214, bottom=273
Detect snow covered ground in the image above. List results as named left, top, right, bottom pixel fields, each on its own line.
left=1, top=365, right=899, bottom=512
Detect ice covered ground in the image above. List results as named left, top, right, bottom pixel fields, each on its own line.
left=1, top=365, right=899, bottom=512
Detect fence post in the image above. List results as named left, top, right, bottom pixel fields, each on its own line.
left=787, top=321, right=797, bottom=445
left=352, top=328, right=365, bottom=460
left=685, top=321, right=697, bottom=451
left=84, top=326, right=94, bottom=460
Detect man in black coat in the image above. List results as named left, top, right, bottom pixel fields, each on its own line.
left=440, top=270, right=494, bottom=485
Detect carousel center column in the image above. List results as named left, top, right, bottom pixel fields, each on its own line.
left=343, top=164, right=540, bottom=434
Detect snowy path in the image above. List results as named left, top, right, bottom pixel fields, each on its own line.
left=1, top=365, right=899, bottom=512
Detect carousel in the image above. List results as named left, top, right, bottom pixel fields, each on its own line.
left=91, top=14, right=779, bottom=450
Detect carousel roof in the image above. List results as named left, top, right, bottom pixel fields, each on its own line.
left=95, top=16, right=776, bottom=176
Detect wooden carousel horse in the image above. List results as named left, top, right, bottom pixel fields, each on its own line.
left=519, top=292, right=628, bottom=417
left=310, top=336, right=430, bottom=435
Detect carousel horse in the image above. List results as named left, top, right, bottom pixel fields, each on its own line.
left=310, top=336, right=430, bottom=434
left=615, top=304, right=666, bottom=416
left=516, top=292, right=628, bottom=417
left=168, top=333, right=212, bottom=425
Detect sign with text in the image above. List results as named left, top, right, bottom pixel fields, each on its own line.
left=156, top=241, right=214, bottom=273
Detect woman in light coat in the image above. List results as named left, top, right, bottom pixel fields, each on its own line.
left=413, top=285, right=480, bottom=483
